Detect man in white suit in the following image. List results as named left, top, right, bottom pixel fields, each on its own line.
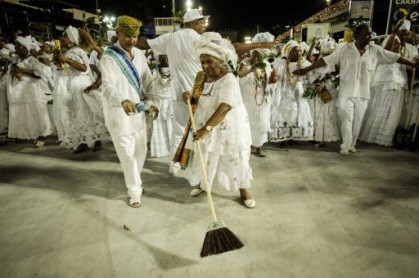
left=100, top=15, right=159, bottom=208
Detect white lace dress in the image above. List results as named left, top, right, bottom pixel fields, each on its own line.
left=312, top=66, right=340, bottom=142
left=239, top=62, right=276, bottom=147
left=269, top=60, right=314, bottom=142
left=187, top=73, right=253, bottom=192
left=149, top=74, right=174, bottom=158
left=53, top=47, right=109, bottom=149
left=6, top=57, right=54, bottom=140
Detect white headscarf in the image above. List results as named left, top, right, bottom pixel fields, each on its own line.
left=399, top=19, right=411, bottom=31
left=282, top=40, right=299, bottom=58
left=195, top=32, right=238, bottom=68
left=16, top=35, right=33, bottom=52
left=65, top=25, right=80, bottom=45
left=4, top=43, right=15, bottom=53
left=252, top=32, right=275, bottom=42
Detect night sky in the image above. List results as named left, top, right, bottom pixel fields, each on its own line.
left=77, top=0, right=339, bottom=30
left=76, top=0, right=388, bottom=35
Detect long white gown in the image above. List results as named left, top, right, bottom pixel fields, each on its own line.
left=187, top=73, right=253, bottom=192
left=6, top=56, right=54, bottom=140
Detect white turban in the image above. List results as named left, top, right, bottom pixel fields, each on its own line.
left=1, top=48, right=10, bottom=57
left=282, top=39, right=299, bottom=58
left=16, top=35, right=33, bottom=52
left=300, top=41, right=309, bottom=53
left=107, top=30, right=116, bottom=42
left=4, top=43, right=15, bottom=53
left=65, top=25, right=80, bottom=45
left=195, top=32, right=238, bottom=67
left=31, top=37, right=41, bottom=52
left=320, top=38, right=336, bottom=54
left=399, top=19, right=411, bottom=31
left=252, top=32, right=275, bottom=42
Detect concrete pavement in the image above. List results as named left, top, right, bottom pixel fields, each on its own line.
left=0, top=139, right=418, bottom=278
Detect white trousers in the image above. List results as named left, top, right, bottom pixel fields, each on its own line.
left=111, top=129, right=147, bottom=198
left=337, top=97, right=368, bottom=151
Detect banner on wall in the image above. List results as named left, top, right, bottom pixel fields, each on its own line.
left=387, top=0, right=419, bottom=33
left=350, top=0, right=374, bottom=20
left=306, top=23, right=330, bottom=42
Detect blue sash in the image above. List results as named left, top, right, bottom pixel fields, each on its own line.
left=104, top=45, right=141, bottom=96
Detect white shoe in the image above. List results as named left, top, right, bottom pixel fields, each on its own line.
left=339, top=149, right=349, bottom=156
left=190, top=187, right=205, bottom=197
left=168, top=161, right=181, bottom=175
left=244, top=199, right=256, bottom=209
left=349, top=147, right=357, bottom=153
left=129, top=196, right=142, bottom=208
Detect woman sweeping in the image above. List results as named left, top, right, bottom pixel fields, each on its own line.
left=183, top=32, right=255, bottom=209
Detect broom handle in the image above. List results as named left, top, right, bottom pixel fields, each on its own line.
left=186, top=99, right=218, bottom=222
left=405, top=68, right=416, bottom=129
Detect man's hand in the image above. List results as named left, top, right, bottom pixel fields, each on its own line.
left=149, top=105, right=159, bottom=119
left=121, top=99, right=137, bottom=116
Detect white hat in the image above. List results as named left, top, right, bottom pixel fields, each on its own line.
left=183, top=9, right=210, bottom=23
left=251, top=32, right=275, bottom=42
left=399, top=19, right=411, bottom=31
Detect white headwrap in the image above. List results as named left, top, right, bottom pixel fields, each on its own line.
left=282, top=40, right=299, bottom=58
left=300, top=41, right=309, bottom=53
left=65, top=25, right=80, bottom=45
left=4, top=43, right=15, bottom=53
left=320, top=38, right=336, bottom=54
left=251, top=32, right=275, bottom=42
left=31, top=37, right=41, bottom=52
left=107, top=30, right=116, bottom=42
left=195, top=32, right=238, bottom=67
left=399, top=19, right=411, bottom=31
left=1, top=48, right=10, bottom=56
left=16, top=35, right=33, bottom=52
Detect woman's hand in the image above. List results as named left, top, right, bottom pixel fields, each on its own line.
left=56, top=54, right=67, bottom=63
left=268, top=69, right=278, bottom=84
left=182, top=91, right=191, bottom=104
left=193, top=127, right=209, bottom=141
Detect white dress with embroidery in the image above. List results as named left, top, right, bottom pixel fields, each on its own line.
left=53, top=47, right=109, bottom=149
left=187, top=73, right=253, bottom=192
left=149, top=73, right=174, bottom=158
left=269, top=60, right=314, bottom=142
left=6, top=56, right=54, bottom=139
left=239, top=60, right=276, bottom=147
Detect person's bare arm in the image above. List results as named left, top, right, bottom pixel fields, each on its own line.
left=293, top=58, right=327, bottom=75
left=193, top=103, right=232, bottom=141
left=135, top=39, right=151, bottom=50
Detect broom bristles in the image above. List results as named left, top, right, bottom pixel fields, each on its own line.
left=200, top=222, right=244, bottom=257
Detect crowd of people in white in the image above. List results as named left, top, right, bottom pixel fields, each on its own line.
left=1, top=11, right=419, bottom=207
left=0, top=27, right=414, bottom=149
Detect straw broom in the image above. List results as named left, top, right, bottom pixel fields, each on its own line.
left=186, top=99, right=244, bottom=257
